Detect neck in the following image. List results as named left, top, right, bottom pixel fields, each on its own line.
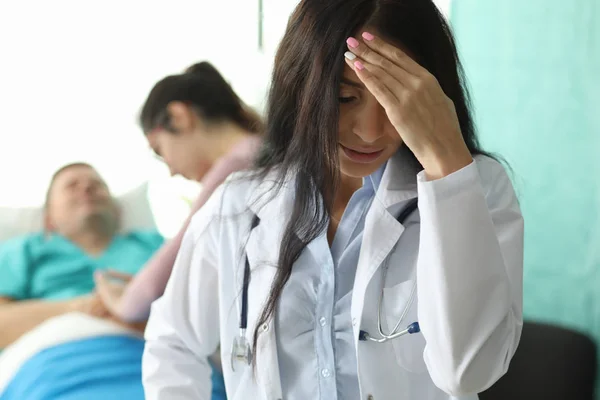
left=331, top=173, right=363, bottom=222
left=327, top=173, right=362, bottom=245
left=205, top=123, right=251, bottom=164
left=67, top=229, right=113, bottom=256
left=60, top=216, right=118, bottom=256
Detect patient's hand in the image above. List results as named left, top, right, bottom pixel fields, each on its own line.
left=70, top=294, right=109, bottom=317
left=78, top=281, right=147, bottom=334
left=94, top=270, right=133, bottom=319
left=84, top=299, right=147, bottom=334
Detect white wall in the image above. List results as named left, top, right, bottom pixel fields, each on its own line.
left=0, top=0, right=451, bottom=218
left=0, top=1, right=266, bottom=206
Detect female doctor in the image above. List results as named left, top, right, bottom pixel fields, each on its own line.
left=142, top=0, right=524, bottom=399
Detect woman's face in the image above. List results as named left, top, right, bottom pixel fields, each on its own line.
left=337, top=63, right=403, bottom=179
left=146, top=128, right=212, bottom=182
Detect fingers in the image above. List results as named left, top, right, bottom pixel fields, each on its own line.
left=346, top=35, right=419, bottom=88
left=343, top=55, right=401, bottom=113
left=344, top=33, right=444, bottom=119
left=358, top=32, right=425, bottom=77
left=94, top=273, right=110, bottom=298
left=74, top=293, right=109, bottom=317
left=89, top=298, right=109, bottom=318
left=93, top=273, right=121, bottom=316
left=105, top=269, right=134, bottom=282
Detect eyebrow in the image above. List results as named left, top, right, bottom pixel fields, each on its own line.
left=64, top=176, right=105, bottom=186
left=341, top=77, right=364, bottom=89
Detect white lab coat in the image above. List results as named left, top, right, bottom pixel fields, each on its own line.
left=143, top=154, right=524, bottom=400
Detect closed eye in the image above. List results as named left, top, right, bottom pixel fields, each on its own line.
left=339, top=96, right=356, bottom=104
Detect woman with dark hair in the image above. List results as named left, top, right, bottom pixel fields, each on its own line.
left=95, top=61, right=262, bottom=322
left=94, top=62, right=262, bottom=400
left=143, top=1, right=524, bottom=399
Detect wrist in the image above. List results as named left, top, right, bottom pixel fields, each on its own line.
left=63, top=298, right=81, bottom=313
left=420, top=143, right=473, bottom=181
left=65, top=296, right=92, bottom=313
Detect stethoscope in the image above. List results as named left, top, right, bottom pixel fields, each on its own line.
left=231, top=198, right=420, bottom=371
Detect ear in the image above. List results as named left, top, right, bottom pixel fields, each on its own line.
left=43, top=210, right=55, bottom=232
left=166, top=101, right=195, bottom=134
left=113, top=201, right=122, bottom=231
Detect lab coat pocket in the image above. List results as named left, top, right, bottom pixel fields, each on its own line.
left=382, top=280, right=427, bottom=373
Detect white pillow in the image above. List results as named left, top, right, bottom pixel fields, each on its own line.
left=0, top=183, right=156, bottom=242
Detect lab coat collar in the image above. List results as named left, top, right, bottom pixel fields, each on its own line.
left=376, top=147, right=420, bottom=208
left=247, top=168, right=294, bottom=220
left=245, top=169, right=295, bottom=271
left=244, top=148, right=421, bottom=271
left=248, top=147, right=420, bottom=218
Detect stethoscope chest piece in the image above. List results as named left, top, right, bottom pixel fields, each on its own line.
left=231, top=330, right=252, bottom=371
left=232, top=215, right=261, bottom=371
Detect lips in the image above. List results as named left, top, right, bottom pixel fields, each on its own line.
left=340, top=144, right=385, bottom=164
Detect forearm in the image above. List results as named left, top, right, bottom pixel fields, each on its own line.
left=116, top=198, right=201, bottom=322
left=0, top=299, right=73, bottom=348
left=417, top=161, right=524, bottom=395
left=106, top=314, right=148, bottom=334
left=116, top=235, right=181, bottom=322
left=117, top=184, right=220, bottom=322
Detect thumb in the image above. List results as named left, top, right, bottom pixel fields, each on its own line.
left=94, top=270, right=106, bottom=285
left=94, top=272, right=117, bottom=311
left=105, top=269, right=134, bottom=282
left=94, top=272, right=110, bottom=296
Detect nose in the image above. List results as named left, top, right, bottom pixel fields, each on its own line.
left=352, top=99, right=387, bottom=144
left=82, top=181, right=96, bottom=195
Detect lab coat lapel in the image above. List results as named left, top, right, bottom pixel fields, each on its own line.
left=243, top=223, right=285, bottom=400
left=244, top=175, right=295, bottom=399
left=246, top=176, right=294, bottom=270
left=351, top=150, right=420, bottom=333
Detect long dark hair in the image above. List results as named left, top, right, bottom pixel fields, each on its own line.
left=252, top=0, right=488, bottom=359
left=139, top=61, right=262, bottom=135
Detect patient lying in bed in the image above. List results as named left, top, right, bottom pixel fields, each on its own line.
left=0, top=164, right=164, bottom=399
left=0, top=163, right=163, bottom=346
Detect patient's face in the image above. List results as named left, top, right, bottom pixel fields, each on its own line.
left=46, top=166, right=118, bottom=233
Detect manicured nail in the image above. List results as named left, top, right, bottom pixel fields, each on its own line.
left=354, top=60, right=365, bottom=71
left=344, top=51, right=356, bottom=60
left=346, top=37, right=359, bottom=48
left=362, top=32, right=375, bottom=41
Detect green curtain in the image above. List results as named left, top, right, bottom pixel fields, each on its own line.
left=451, top=0, right=600, bottom=394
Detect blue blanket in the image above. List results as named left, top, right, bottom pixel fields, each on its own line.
left=1, top=335, right=226, bottom=400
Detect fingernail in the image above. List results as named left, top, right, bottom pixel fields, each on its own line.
left=346, top=37, right=359, bottom=48
left=362, top=32, right=375, bottom=41
left=354, top=60, right=365, bottom=71
left=344, top=51, right=356, bottom=60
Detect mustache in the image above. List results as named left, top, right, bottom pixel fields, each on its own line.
left=74, top=196, right=110, bottom=204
